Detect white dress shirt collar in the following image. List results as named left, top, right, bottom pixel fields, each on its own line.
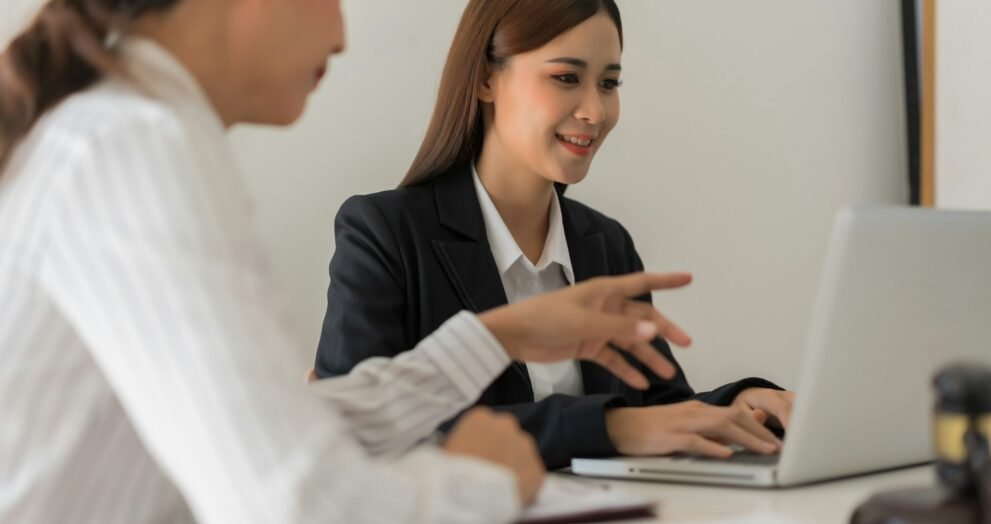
left=471, top=163, right=575, bottom=284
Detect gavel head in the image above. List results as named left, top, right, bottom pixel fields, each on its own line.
left=933, top=363, right=991, bottom=492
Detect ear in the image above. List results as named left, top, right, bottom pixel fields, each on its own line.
left=478, top=68, right=498, bottom=103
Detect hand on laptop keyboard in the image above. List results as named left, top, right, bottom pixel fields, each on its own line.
left=731, top=388, right=795, bottom=432
left=605, top=400, right=784, bottom=458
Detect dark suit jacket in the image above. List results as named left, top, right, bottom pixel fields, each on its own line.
left=315, top=166, right=779, bottom=469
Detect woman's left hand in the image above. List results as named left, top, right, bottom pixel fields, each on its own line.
left=732, top=388, right=796, bottom=430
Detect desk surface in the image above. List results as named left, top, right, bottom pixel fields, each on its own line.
left=560, top=464, right=934, bottom=523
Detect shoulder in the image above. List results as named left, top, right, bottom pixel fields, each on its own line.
left=335, top=172, right=453, bottom=228
left=21, top=80, right=249, bottom=239
left=341, top=183, right=431, bottom=214
left=559, top=193, right=645, bottom=276
left=41, top=79, right=185, bottom=148
left=21, top=80, right=198, bottom=199
left=330, top=179, right=450, bottom=274
left=336, top=186, right=427, bottom=227
left=560, top=195, right=635, bottom=245
left=10, top=81, right=184, bottom=178
left=6, top=80, right=195, bottom=208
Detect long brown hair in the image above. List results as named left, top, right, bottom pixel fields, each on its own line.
left=0, top=0, right=178, bottom=171
left=399, top=0, right=622, bottom=188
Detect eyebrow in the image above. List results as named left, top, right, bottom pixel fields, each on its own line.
left=546, top=57, right=622, bottom=72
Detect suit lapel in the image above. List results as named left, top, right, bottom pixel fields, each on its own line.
left=430, top=167, right=532, bottom=394
left=432, top=241, right=508, bottom=313
left=430, top=167, right=509, bottom=313
left=560, top=195, right=609, bottom=284
left=560, top=196, right=625, bottom=395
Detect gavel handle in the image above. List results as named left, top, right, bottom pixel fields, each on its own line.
left=964, top=430, right=991, bottom=524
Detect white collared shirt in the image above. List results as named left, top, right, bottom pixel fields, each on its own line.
left=0, top=38, right=520, bottom=523
left=471, top=166, right=585, bottom=402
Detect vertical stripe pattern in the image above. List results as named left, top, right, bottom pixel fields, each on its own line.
left=0, top=37, right=517, bottom=524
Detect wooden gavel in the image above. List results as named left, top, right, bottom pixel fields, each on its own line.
left=851, top=363, right=991, bottom=524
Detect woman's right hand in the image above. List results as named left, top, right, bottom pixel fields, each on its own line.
left=605, top=401, right=783, bottom=457
left=442, top=407, right=545, bottom=506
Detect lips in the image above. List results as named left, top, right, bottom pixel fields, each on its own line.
left=556, top=133, right=596, bottom=157
left=315, top=66, right=327, bottom=83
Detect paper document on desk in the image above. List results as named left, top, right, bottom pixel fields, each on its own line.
left=517, top=476, right=655, bottom=524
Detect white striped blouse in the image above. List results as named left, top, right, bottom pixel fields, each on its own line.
left=0, top=37, right=519, bottom=523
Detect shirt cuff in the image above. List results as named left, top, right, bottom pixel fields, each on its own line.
left=419, top=311, right=511, bottom=400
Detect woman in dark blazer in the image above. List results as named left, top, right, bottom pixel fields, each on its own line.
left=316, top=0, right=793, bottom=469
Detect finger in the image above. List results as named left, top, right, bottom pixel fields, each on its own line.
left=459, top=406, right=494, bottom=425
left=574, top=310, right=675, bottom=382
left=769, top=395, right=793, bottom=430
left=622, top=300, right=692, bottom=348
left=574, top=310, right=654, bottom=348
left=730, top=408, right=783, bottom=447
left=751, top=408, right=769, bottom=425
left=493, top=412, right=523, bottom=432
left=587, top=346, right=649, bottom=390
left=527, top=468, right=547, bottom=505
left=515, top=439, right=545, bottom=507
left=677, top=434, right=733, bottom=458
left=515, top=432, right=544, bottom=467
left=757, top=395, right=792, bottom=430
left=600, top=272, right=694, bottom=299
left=523, top=461, right=547, bottom=506
left=748, top=392, right=794, bottom=430
left=708, top=417, right=779, bottom=455
left=623, top=339, right=676, bottom=380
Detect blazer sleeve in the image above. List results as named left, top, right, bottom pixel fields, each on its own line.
left=444, top=394, right=629, bottom=470
left=315, top=195, right=409, bottom=378
left=619, top=224, right=783, bottom=407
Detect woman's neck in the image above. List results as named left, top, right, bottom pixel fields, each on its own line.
left=128, top=4, right=239, bottom=127
left=475, top=143, right=555, bottom=265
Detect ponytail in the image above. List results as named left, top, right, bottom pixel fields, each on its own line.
left=0, top=0, right=177, bottom=171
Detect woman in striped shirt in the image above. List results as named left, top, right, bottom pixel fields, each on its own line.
left=0, top=0, right=692, bottom=522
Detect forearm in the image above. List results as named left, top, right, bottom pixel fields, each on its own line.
left=466, top=394, right=626, bottom=469
left=309, top=311, right=511, bottom=456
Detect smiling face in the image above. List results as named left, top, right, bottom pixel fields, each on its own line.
left=478, top=10, right=622, bottom=186
left=230, top=0, right=347, bottom=125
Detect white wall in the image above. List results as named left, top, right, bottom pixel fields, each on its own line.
left=0, top=0, right=40, bottom=48
left=231, top=1, right=908, bottom=389
left=2, top=1, right=909, bottom=390
left=936, top=1, right=991, bottom=209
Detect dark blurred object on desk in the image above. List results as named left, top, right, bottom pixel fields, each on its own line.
left=851, top=363, right=991, bottom=524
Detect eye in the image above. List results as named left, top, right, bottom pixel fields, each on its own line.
left=552, top=73, right=580, bottom=85
left=600, top=78, right=623, bottom=90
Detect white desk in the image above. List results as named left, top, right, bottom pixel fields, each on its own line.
left=559, top=465, right=934, bottom=523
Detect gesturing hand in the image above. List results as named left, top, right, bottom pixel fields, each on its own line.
left=479, top=272, right=693, bottom=390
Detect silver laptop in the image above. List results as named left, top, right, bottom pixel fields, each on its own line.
left=572, top=207, right=991, bottom=487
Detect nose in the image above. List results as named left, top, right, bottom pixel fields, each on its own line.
left=330, top=3, right=348, bottom=55
left=573, top=85, right=606, bottom=125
